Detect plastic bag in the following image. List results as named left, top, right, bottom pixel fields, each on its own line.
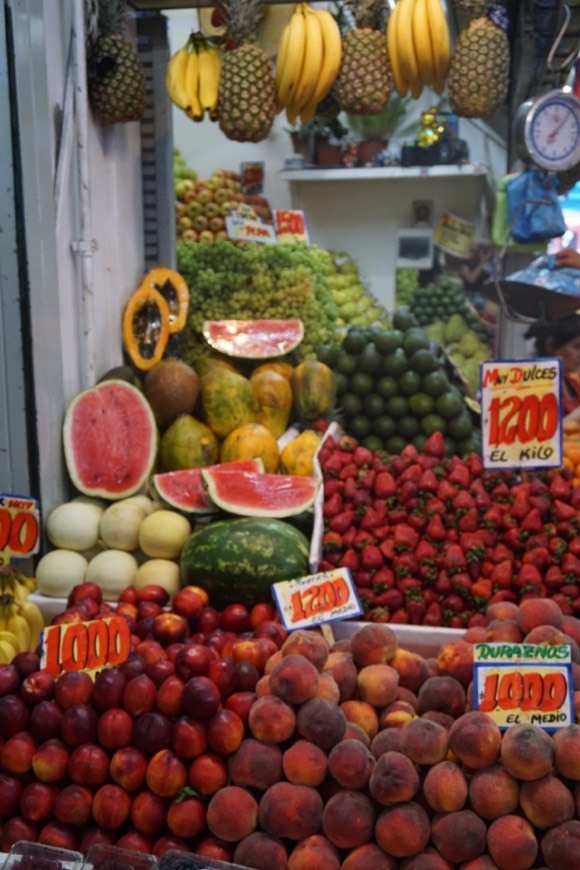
left=505, top=254, right=580, bottom=296
left=505, top=168, right=567, bottom=243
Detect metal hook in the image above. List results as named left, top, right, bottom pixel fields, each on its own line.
left=547, top=4, right=579, bottom=72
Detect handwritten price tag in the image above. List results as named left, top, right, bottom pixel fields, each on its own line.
left=0, top=494, right=41, bottom=564
left=225, top=216, right=276, bottom=244
left=40, top=616, right=132, bottom=678
left=274, top=209, right=309, bottom=243
left=480, top=358, right=562, bottom=469
left=473, top=642, right=573, bottom=731
left=272, top=568, right=362, bottom=631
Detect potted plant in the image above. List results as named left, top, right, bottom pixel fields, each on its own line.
left=346, top=94, right=411, bottom=164
left=288, top=115, right=349, bottom=166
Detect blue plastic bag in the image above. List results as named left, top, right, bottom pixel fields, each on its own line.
left=505, top=169, right=567, bottom=243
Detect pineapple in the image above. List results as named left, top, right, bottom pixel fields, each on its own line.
left=334, top=0, right=392, bottom=116
left=217, top=0, right=276, bottom=143
left=447, top=5, right=510, bottom=118
left=87, top=0, right=145, bottom=125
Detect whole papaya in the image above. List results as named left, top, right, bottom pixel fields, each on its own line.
left=280, top=429, right=322, bottom=476
left=250, top=369, right=293, bottom=439
left=200, top=368, right=257, bottom=439
left=291, top=360, right=337, bottom=425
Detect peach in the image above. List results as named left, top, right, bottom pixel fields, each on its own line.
left=423, top=760, right=468, bottom=813
left=297, top=697, right=346, bottom=750
left=350, top=623, right=398, bottom=667
left=343, top=721, right=371, bottom=745
left=188, top=751, right=228, bottom=796
left=340, top=699, right=379, bottom=740
left=486, top=814, right=538, bottom=870
left=458, top=859, right=501, bottom=870
left=206, top=785, right=259, bottom=842
left=523, top=625, right=580, bottom=662
left=448, top=710, right=502, bottom=769
left=417, top=676, right=466, bottom=719
left=397, top=685, right=420, bottom=711
left=390, top=648, right=429, bottom=692
left=468, top=763, right=520, bottom=820
left=287, top=834, right=341, bottom=870
left=437, top=640, right=474, bottom=688
left=322, top=651, right=358, bottom=702
left=282, top=739, right=328, bottom=787
left=0, top=730, right=37, bottom=775
left=207, top=708, right=244, bottom=756
left=463, top=625, right=487, bottom=643
left=541, top=820, right=580, bottom=870
left=561, top=615, right=580, bottom=646
left=281, top=630, right=329, bottom=670
left=356, top=663, right=399, bottom=707
left=484, top=619, right=524, bottom=643
left=518, top=597, right=563, bottom=634
left=248, top=694, right=296, bottom=743
left=53, top=784, right=93, bottom=825
left=37, top=820, right=80, bottom=851
left=430, top=810, right=487, bottom=864
left=421, top=710, right=454, bottom=731
left=342, top=843, right=397, bottom=870
left=91, top=783, right=132, bottom=830
left=322, top=790, right=375, bottom=849
left=374, top=801, right=430, bottom=858
left=370, top=727, right=402, bottom=757
left=553, top=723, right=580, bottom=779
left=368, top=750, right=419, bottom=806
left=130, top=789, right=169, bottom=837
left=500, top=722, right=554, bottom=780
left=233, top=832, right=288, bottom=870
left=327, top=738, right=374, bottom=789
left=314, top=671, right=340, bottom=703
left=228, top=738, right=283, bottom=791
left=379, top=699, right=418, bottom=730
left=166, top=795, right=206, bottom=840
left=1, top=817, right=39, bottom=852
left=401, top=849, right=454, bottom=869
left=519, top=773, right=574, bottom=829
left=255, top=674, right=271, bottom=696
left=145, top=749, right=187, bottom=798
left=399, top=717, right=449, bottom=766
left=259, top=781, right=323, bottom=841
left=486, top=601, right=520, bottom=622
left=264, top=649, right=283, bottom=675
left=19, top=782, right=58, bottom=822
left=109, top=746, right=148, bottom=792
left=269, top=653, right=320, bottom=704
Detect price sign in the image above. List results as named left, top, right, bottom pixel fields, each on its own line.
left=473, top=642, right=573, bottom=731
left=433, top=212, right=474, bottom=257
left=240, top=161, right=264, bottom=195
left=274, top=209, right=309, bottom=243
left=0, top=494, right=41, bottom=564
left=272, top=568, right=362, bottom=631
left=225, top=216, right=276, bottom=244
left=480, top=358, right=562, bottom=469
left=40, top=616, right=132, bottom=678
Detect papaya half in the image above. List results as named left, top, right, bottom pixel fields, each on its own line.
left=142, top=267, right=190, bottom=334
left=122, top=284, right=170, bottom=372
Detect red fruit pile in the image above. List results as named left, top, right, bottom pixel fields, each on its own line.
left=2, top=593, right=580, bottom=868
left=318, top=431, right=580, bottom=627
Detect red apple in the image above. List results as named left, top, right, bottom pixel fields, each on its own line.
left=119, top=586, right=139, bottom=605
left=1, top=816, right=39, bottom=852
left=0, top=771, right=24, bottom=817
left=137, top=600, right=164, bottom=621
left=254, top=620, right=287, bottom=648
left=91, top=667, right=127, bottom=712
left=123, top=673, right=157, bottom=717
left=250, top=602, right=276, bottom=629
left=29, top=700, right=63, bottom=742
left=156, top=674, right=185, bottom=717
left=75, top=596, right=101, bottom=621
left=0, top=693, right=30, bottom=736
left=133, top=711, right=172, bottom=755
left=19, top=670, right=55, bottom=706
left=0, top=663, right=20, bottom=696
left=53, top=670, right=93, bottom=709
left=97, top=707, right=133, bottom=750
left=135, top=639, right=167, bottom=667
left=31, top=738, right=70, bottom=783
left=19, top=781, right=59, bottom=822
left=171, top=716, right=207, bottom=759
left=208, top=656, right=239, bottom=698
left=0, top=729, right=37, bottom=774
left=109, top=745, right=148, bottom=792
left=197, top=606, right=221, bottom=635
left=224, top=691, right=257, bottom=724
left=119, top=654, right=147, bottom=680
left=174, top=643, right=212, bottom=681
left=80, top=826, right=116, bottom=853
left=53, top=783, right=93, bottom=825
left=172, top=588, right=203, bottom=623
left=12, top=651, right=41, bottom=679
left=147, top=657, right=175, bottom=688
left=130, top=789, right=169, bottom=837
left=165, top=643, right=184, bottom=663
left=67, top=582, right=103, bottom=606
left=60, top=702, right=98, bottom=746
left=67, top=742, right=109, bottom=785
left=137, top=585, right=170, bottom=607
left=220, top=603, right=252, bottom=634
left=235, top=660, right=260, bottom=692
left=182, top=675, right=221, bottom=720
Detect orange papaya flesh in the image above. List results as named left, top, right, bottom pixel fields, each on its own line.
left=122, top=285, right=170, bottom=372
left=143, top=267, right=190, bottom=334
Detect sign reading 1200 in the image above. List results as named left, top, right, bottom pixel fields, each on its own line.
left=480, top=359, right=562, bottom=470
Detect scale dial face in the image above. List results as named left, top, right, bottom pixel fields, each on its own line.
left=523, top=91, right=580, bottom=171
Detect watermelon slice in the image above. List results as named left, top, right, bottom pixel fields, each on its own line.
left=152, top=459, right=265, bottom=514
left=202, top=319, right=304, bottom=359
left=201, top=467, right=319, bottom=518
left=63, top=380, right=158, bottom=500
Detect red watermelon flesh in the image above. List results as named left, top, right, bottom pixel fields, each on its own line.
left=201, top=467, right=319, bottom=518
left=152, top=458, right=265, bottom=513
left=202, top=319, right=304, bottom=358
left=63, top=380, right=158, bottom=499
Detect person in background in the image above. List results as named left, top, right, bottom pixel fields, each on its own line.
left=555, top=248, right=580, bottom=270
left=524, top=314, right=580, bottom=419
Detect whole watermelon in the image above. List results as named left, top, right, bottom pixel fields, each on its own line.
left=180, top=517, right=311, bottom=609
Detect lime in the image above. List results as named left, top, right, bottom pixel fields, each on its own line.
left=376, top=376, right=399, bottom=399
left=458, top=434, right=482, bottom=456
left=363, top=393, right=388, bottom=418
left=362, top=435, right=384, bottom=453
left=444, top=436, right=457, bottom=458
left=386, top=395, right=409, bottom=419
left=383, top=348, right=409, bottom=378
left=340, top=393, right=363, bottom=418
left=410, top=348, right=439, bottom=374
left=397, top=415, right=420, bottom=438
left=342, top=329, right=367, bottom=355
left=402, top=328, right=430, bottom=356
left=421, top=413, right=447, bottom=436
left=349, top=371, right=375, bottom=397
left=374, top=329, right=403, bottom=355
left=435, top=390, right=464, bottom=419
left=349, top=415, right=372, bottom=439
left=392, top=307, right=419, bottom=331
left=372, top=415, right=397, bottom=440
left=359, top=343, right=384, bottom=375
left=385, top=434, right=407, bottom=455
left=317, top=345, right=340, bottom=367
left=334, top=371, right=349, bottom=396
left=422, top=369, right=450, bottom=398
left=408, top=392, right=435, bottom=416
left=397, top=370, right=422, bottom=397
left=447, top=412, right=473, bottom=440
left=336, top=353, right=358, bottom=376
left=412, top=433, right=428, bottom=452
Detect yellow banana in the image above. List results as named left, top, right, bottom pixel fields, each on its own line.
left=6, top=602, right=31, bottom=656
left=0, top=598, right=10, bottom=632
left=397, top=0, right=423, bottom=98
left=184, top=45, right=203, bottom=121
left=277, top=5, right=307, bottom=110
left=426, top=0, right=450, bottom=93
left=311, top=8, right=342, bottom=106
left=413, top=0, right=436, bottom=86
left=0, top=640, right=17, bottom=664
left=387, top=1, right=408, bottom=97
left=0, top=630, right=20, bottom=657
left=290, top=4, right=324, bottom=113
left=17, top=599, right=45, bottom=653
left=198, top=44, right=221, bottom=114
left=165, top=44, right=191, bottom=111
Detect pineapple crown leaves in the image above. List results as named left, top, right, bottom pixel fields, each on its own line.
left=342, top=0, right=388, bottom=31
left=217, top=0, right=267, bottom=47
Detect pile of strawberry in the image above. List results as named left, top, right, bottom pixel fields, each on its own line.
left=317, top=431, right=580, bottom=627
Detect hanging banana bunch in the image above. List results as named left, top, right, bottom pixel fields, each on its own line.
left=166, top=33, right=222, bottom=122
left=0, top=567, right=44, bottom=660
left=386, top=0, right=451, bottom=99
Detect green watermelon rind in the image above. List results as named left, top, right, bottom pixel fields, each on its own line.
left=152, top=458, right=265, bottom=514
left=63, top=379, right=158, bottom=500
left=201, top=468, right=319, bottom=519
left=180, top=517, right=311, bottom=609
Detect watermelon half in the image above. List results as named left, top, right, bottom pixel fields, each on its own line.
left=201, top=467, right=319, bottom=518
left=152, top=458, right=265, bottom=514
left=202, top=319, right=304, bottom=359
left=63, top=380, right=158, bottom=500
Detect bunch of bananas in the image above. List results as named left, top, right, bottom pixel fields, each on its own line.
left=0, top=567, right=44, bottom=662
left=275, top=3, right=342, bottom=125
left=166, top=35, right=222, bottom=122
left=387, top=0, right=450, bottom=99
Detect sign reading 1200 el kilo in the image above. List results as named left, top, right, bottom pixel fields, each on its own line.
left=272, top=568, right=362, bottom=631
left=480, top=358, right=562, bottom=469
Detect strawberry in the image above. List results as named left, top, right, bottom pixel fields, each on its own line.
left=528, top=495, right=552, bottom=517
left=379, top=538, right=396, bottom=561
left=458, top=507, right=479, bottom=533
left=466, top=452, right=484, bottom=476
left=443, top=544, right=468, bottom=575
left=373, top=524, right=391, bottom=543
left=415, top=539, right=436, bottom=563
left=405, top=594, right=427, bottom=625
left=448, top=614, right=467, bottom=628
left=482, top=504, right=504, bottom=529
left=358, top=506, right=383, bottom=532
left=353, top=446, right=374, bottom=467
left=352, top=489, right=373, bottom=510
left=324, top=479, right=345, bottom=497
left=329, top=510, right=356, bottom=534
left=399, top=481, right=419, bottom=504
left=561, top=552, right=580, bottom=580
left=471, top=577, right=492, bottom=602
left=554, top=499, right=578, bottom=522
left=355, top=570, right=374, bottom=588
left=424, top=496, right=446, bottom=515
left=491, top=560, right=514, bottom=589
left=437, top=479, right=458, bottom=504
left=358, top=468, right=377, bottom=490
left=390, top=608, right=410, bottom=624
left=354, top=529, right=377, bottom=551
left=522, top=547, right=550, bottom=570
left=339, top=462, right=358, bottom=481
left=322, top=551, right=343, bottom=566
left=322, top=531, right=344, bottom=552
left=550, top=474, right=572, bottom=500
left=502, top=527, right=525, bottom=553
left=440, top=593, right=465, bottom=613
left=374, top=588, right=403, bottom=610
left=491, top=481, right=511, bottom=500
left=357, top=589, right=375, bottom=611
left=453, top=572, right=473, bottom=598
left=423, top=601, right=444, bottom=626
left=372, top=566, right=396, bottom=588
left=417, top=468, right=439, bottom=494
left=396, top=576, right=422, bottom=596
left=366, top=607, right=390, bottom=623
left=341, top=548, right=360, bottom=573
left=337, top=435, right=357, bottom=452
left=523, top=533, right=549, bottom=551
left=360, top=545, right=384, bottom=571
left=371, top=500, right=389, bottom=521
left=393, top=524, right=420, bottom=552
left=435, top=571, right=453, bottom=596
left=342, top=526, right=357, bottom=548
left=492, top=543, right=515, bottom=564
left=425, top=514, right=447, bottom=542
left=561, top=584, right=579, bottom=600
left=520, top=508, right=543, bottom=535
left=448, top=463, right=471, bottom=489
left=374, top=471, right=397, bottom=499
left=423, top=431, right=445, bottom=458
left=544, top=565, right=564, bottom=591
left=550, top=593, right=574, bottom=616
left=516, top=563, right=543, bottom=590
left=394, top=552, right=419, bottom=577
left=323, top=491, right=343, bottom=518
left=568, top=536, right=580, bottom=557
left=322, top=453, right=345, bottom=477
left=468, top=611, right=488, bottom=627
